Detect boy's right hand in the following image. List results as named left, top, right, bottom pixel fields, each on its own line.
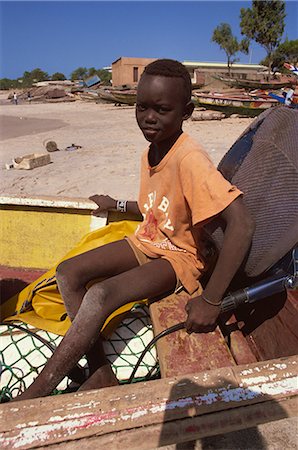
left=89, top=195, right=117, bottom=216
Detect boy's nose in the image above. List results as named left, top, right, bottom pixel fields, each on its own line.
left=145, top=109, right=157, bottom=123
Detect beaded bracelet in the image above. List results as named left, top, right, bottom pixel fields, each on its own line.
left=116, top=200, right=127, bottom=213
left=201, top=293, right=222, bottom=307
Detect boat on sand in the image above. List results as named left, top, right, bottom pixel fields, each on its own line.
left=193, top=91, right=278, bottom=117
left=98, top=87, right=136, bottom=105
left=213, top=74, right=295, bottom=90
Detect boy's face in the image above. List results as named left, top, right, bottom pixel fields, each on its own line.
left=136, top=74, right=193, bottom=147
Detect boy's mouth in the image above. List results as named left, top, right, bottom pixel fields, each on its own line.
left=142, top=128, right=159, bottom=138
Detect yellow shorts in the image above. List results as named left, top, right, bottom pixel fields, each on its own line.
left=125, top=237, right=183, bottom=293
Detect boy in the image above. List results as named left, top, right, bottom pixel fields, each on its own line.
left=16, top=59, right=254, bottom=400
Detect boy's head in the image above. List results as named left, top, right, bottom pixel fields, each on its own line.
left=143, top=59, right=192, bottom=104
left=136, top=59, right=194, bottom=147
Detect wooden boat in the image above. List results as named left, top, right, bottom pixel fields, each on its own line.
left=0, top=106, right=298, bottom=449
left=97, top=88, right=136, bottom=105
left=213, top=74, right=295, bottom=90
left=0, top=191, right=297, bottom=448
left=110, top=89, right=136, bottom=106
left=192, top=92, right=278, bottom=117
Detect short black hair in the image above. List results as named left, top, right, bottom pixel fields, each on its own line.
left=142, top=59, right=192, bottom=103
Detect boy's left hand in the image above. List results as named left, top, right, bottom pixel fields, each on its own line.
left=185, top=296, right=221, bottom=334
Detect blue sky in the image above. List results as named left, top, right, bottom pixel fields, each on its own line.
left=1, top=1, right=297, bottom=79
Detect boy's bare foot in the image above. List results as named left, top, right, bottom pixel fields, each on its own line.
left=78, top=363, right=119, bottom=391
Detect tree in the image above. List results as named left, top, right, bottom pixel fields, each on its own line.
left=29, top=68, right=49, bottom=82
left=70, top=67, right=88, bottom=81
left=212, top=23, right=249, bottom=76
left=88, top=67, right=98, bottom=77
left=51, top=72, right=66, bottom=81
left=21, top=68, right=49, bottom=87
left=240, top=0, right=286, bottom=79
left=261, top=38, right=298, bottom=71
left=0, top=78, right=18, bottom=90
left=96, top=69, right=112, bottom=85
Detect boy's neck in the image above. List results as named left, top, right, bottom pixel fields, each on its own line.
left=148, top=130, right=183, bottom=167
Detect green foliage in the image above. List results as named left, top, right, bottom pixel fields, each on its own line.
left=212, top=23, right=249, bottom=75
left=88, top=67, right=98, bottom=77
left=277, top=39, right=298, bottom=65
left=51, top=72, right=66, bottom=81
left=240, top=0, right=286, bottom=76
left=1, top=66, right=112, bottom=91
left=70, top=67, right=88, bottom=81
left=71, top=67, right=111, bottom=85
left=96, top=69, right=112, bottom=85
left=260, top=39, right=298, bottom=71
left=0, top=78, right=19, bottom=90
left=21, top=68, right=49, bottom=87
left=30, top=68, right=49, bottom=82
left=1, top=69, right=48, bottom=89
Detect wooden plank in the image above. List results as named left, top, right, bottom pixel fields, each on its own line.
left=242, top=289, right=298, bottom=361
left=0, top=356, right=297, bottom=449
left=149, top=292, right=236, bottom=377
left=223, top=315, right=258, bottom=365
left=13, top=153, right=51, bottom=170
left=39, top=397, right=297, bottom=449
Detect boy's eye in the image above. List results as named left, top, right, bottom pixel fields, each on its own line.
left=157, top=106, right=170, bottom=113
left=136, top=104, right=146, bottom=112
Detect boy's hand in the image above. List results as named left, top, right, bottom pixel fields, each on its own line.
left=185, top=296, right=220, bottom=334
left=89, top=194, right=117, bottom=215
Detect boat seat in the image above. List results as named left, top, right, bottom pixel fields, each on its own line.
left=149, top=292, right=237, bottom=378
left=210, top=105, right=298, bottom=283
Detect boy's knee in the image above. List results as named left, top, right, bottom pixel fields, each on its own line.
left=56, top=260, right=78, bottom=290
left=85, top=280, right=118, bottom=312
left=56, top=260, right=69, bottom=282
left=84, top=282, right=109, bottom=309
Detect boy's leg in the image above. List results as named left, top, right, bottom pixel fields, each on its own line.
left=56, top=239, right=141, bottom=321
left=56, top=239, right=141, bottom=380
left=17, top=256, right=176, bottom=400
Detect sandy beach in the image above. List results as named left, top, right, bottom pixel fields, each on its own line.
left=0, top=97, right=254, bottom=200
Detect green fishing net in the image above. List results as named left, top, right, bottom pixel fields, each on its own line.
left=0, top=305, right=159, bottom=402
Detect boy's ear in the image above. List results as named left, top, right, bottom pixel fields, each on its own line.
left=183, top=101, right=195, bottom=120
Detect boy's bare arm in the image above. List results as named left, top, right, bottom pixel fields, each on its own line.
left=185, top=196, right=255, bottom=333
left=89, top=194, right=142, bottom=218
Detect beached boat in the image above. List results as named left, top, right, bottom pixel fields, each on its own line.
left=1, top=107, right=297, bottom=448
left=110, top=89, right=136, bottom=106
left=213, top=74, right=295, bottom=90
left=97, top=87, right=137, bottom=105
left=192, top=92, right=278, bottom=117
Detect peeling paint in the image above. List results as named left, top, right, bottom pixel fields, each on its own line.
left=244, top=373, right=278, bottom=384
left=274, top=364, right=287, bottom=369
left=241, top=369, right=254, bottom=375
left=1, top=366, right=297, bottom=449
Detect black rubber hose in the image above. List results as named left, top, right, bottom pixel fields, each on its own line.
left=127, top=321, right=185, bottom=384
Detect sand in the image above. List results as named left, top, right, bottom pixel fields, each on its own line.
left=0, top=98, right=254, bottom=199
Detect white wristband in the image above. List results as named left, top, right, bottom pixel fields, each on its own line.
left=116, top=200, right=127, bottom=213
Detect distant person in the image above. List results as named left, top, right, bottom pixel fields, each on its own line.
left=15, top=59, right=255, bottom=400
left=272, top=66, right=279, bottom=79
left=27, top=92, right=32, bottom=104
left=13, top=92, right=18, bottom=105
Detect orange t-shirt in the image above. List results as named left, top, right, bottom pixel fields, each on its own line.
left=128, top=133, right=242, bottom=293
